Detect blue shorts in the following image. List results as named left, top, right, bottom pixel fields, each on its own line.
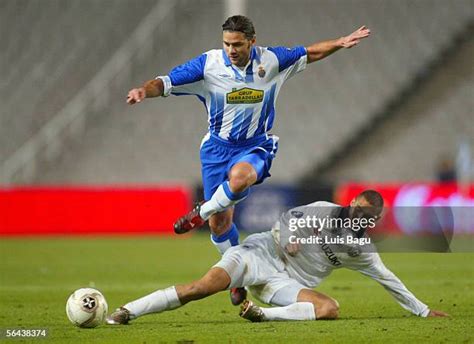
left=200, top=133, right=279, bottom=201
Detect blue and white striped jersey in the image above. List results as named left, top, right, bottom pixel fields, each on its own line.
left=158, top=46, right=307, bottom=143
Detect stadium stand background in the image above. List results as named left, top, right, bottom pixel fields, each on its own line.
left=317, top=37, right=474, bottom=183
left=1, top=0, right=473, bottom=186
left=1, top=0, right=156, bottom=176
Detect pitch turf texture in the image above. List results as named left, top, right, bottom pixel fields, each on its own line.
left=1, top=234, right=472, bottom=344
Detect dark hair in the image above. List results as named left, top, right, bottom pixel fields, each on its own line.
left=358, top=190, right=384, bottom=208
left=222, top=15, right=256, bottom=40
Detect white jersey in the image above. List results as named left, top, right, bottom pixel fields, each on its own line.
left=268, top=201, right=430, bottom=317
left=157, top=46, right=307, bottom=143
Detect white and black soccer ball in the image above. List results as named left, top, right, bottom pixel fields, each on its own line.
left=66, top=288, right=108, bottom=328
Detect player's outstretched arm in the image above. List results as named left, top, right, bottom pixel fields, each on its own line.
left=354, top=253, right=448, bottom=317
left=305, top=26, right=371, bottom=63
left=126, top=78, right=164, bottom=105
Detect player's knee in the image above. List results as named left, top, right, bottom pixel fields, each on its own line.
left=228, top=168, right=255, bottom=193
left=328, top=300, right=340, bottom=319
left=228, top=175, right=249, bottom=193
left=316, top=299, right=339, bottom=320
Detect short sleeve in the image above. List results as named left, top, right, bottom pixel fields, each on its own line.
left=156, top=53, right=207, bottom=97
left=268, top=46, right=307, bottom=80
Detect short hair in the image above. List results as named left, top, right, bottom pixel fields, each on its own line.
left=358, top=190, right=384, bottom=208
left=222, top=15, right=256, bottom=40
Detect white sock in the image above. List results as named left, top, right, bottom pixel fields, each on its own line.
left=124, top=286, right=181, bottom=318
left=200, top=182, right=248, bottom=220
left=260, top=302, right=316, bottom=321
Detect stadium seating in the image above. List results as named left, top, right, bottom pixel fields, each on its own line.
left=1, top=0, right=472, bottom=184
left=319, top=38, right=474, bottom=182
left=0, top=0, right=156, bottom=163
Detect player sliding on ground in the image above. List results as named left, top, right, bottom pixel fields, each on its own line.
left=126, top=15, right=370, bottom=305
left=107, top=190, right=448, bottom=324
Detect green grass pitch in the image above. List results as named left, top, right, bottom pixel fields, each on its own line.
left=0, top=234, right=473, bottom=343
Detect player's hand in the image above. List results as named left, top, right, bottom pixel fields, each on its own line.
left=340, top=26, right=371, bottom=49
left=427, top=310, right=449, bottom=317
left=285, top=243, right=300, bottom=256
left=126, top=87, right=146, bottom=105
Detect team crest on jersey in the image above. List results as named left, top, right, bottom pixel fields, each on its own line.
left=347, top=246, right=361, bottom=257
left=291, top=211, right=304, bottom=218
left=226, top=87, right=264, bottom=104
left=258, top=66, right=266, bottom=78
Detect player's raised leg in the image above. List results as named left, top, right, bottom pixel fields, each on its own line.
left=204, top=152, right=268, bottom=243
left=204, top=159, right=264, bottom=252
left=106, top=267, right=231, bottom=325
left=240, top=288, right=339, bottom=322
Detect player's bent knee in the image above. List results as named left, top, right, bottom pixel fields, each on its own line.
left=316, top=299, right=339, bottom=320
left=228, top=167, right=256, bottom=192
left=228, top=176, right=250, bottom=193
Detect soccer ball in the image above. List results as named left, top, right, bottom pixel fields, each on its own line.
left=66, top=288, right=108, bottom=328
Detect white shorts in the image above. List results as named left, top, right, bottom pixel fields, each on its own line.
left=213, top=232, right=308, bottom=306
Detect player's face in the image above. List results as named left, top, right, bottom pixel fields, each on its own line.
left=223, top=31, right=255, bottom=67
left=349, top=197, right=382, bottom=221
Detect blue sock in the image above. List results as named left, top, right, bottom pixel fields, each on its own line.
left=211, top=223, right=240, bottom=254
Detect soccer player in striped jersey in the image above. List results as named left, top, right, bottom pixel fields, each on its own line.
left=126, top=15, right=370, bottom=305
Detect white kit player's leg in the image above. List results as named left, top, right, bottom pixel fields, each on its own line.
left=107, top=264, right=235, bottom=325
left=124, top=286, right=181, bottom=317
left=107, top=287, right=181, bottom=324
